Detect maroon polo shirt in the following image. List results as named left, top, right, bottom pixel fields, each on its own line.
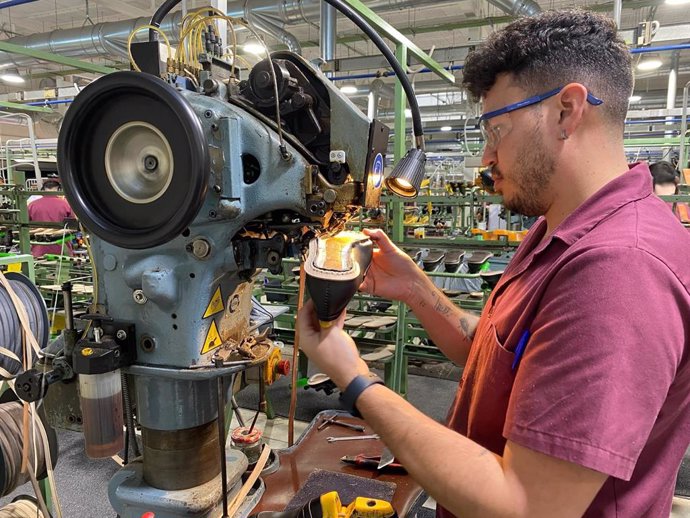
left=28, top=195, right=73, bottom=258
left=439, top=163, right=690, bottom=517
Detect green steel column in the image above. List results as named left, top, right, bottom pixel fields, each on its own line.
left=391, top=45, right=408, bottom=395
left=11, top=171, right=31, bottom=264
left=390, top=43, right=407, bottom=245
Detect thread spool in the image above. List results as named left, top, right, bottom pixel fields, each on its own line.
left=0, top=273, right=49, bottom=377
left=0, top=496, right=46, bottom=517
left=0, top=401, right=55, bottom=497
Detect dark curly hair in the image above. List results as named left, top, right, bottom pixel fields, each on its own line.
left=649, top=161, right=679, bottom=186
left=462, top=9, right=632, bottom=127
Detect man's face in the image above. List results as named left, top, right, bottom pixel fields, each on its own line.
left=481, top=75, right=556, bottom=217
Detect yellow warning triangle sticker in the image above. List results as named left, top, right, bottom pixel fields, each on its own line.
left=201, top=320, right=222, bottom=355
left=203, top=287, right=224, bottom=319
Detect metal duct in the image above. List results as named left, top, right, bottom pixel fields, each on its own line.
left=0, top=0, right=451, bottom=67
left=320, top=2, right=337, bottom=63
left=0, top=11, right=183, bottom=68
left=245, top=10, right=302, bottom=54
left=487, top=0, right=541, bottom=17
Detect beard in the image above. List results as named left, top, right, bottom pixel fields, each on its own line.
left=498, top=126, right=556, bottom=217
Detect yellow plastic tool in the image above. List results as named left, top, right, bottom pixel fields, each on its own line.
left=320, top=491, right=396, bottom=518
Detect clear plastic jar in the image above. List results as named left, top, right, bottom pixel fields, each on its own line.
left=79, top=370, right=124, bottom=458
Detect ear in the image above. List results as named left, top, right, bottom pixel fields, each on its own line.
left=556, top=83, right=589, bottom=139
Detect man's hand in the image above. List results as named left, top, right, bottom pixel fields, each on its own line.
left=296, top=300, right=369, bottom=389
left=360, top=228, right=423, bottom=303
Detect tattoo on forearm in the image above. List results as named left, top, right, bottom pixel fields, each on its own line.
left=459, top=317, right=474, bottom=340
left=432, top=291, right=451, bottom=316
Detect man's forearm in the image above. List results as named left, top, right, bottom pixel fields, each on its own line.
left=404, top=275, right=479, bottom=365
left=357, top=384, right=516, bottom=518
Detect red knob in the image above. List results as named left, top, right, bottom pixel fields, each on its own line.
left=275, top=360, right=290, bottom=376
left=141, top=513, right=155, bottom=518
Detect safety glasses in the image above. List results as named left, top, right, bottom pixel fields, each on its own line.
left=478, top=86, right=604, bottom=151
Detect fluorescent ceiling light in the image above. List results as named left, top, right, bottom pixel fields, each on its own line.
left=666, top=0, right=690, bottom=5
left=637, top=59, right=662, bottom=71
left=405, top=108, right=412, bottom=118
left=243, top=43, right=266, bottom=55
left=340, top=85, right=358, bottom=94
left=0, top=73, right=24, bottom=84
left=629, top=95, right=642, bottom=103
left=440, top=125, right=453, bottom=132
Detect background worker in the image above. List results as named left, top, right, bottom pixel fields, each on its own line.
left=28, top=179, right=73, bottom=258
left=650, top=160, right=690, bottom=222
left=297, top=10, right=690, bottom=518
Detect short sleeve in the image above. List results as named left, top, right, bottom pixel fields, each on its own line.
left=504, top=246, right=686, bottom=480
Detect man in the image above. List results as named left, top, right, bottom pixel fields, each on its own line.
left=28, top=179, right=73, bottom=258
left=649, top=160, right=690, bottom=222
left=297, top=10, right=690, bottom=518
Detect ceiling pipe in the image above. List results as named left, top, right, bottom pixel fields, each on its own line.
left=0, top=11, right=184, bottom=68
left=245, top=10, right=302, bottom=54
left=487, top=0, right=541, bottom=17
left=320, top=2, right=337, bottom=65
left=0, top=0, right=38, bottom=9
left=0, top=0, right=450, bottom=68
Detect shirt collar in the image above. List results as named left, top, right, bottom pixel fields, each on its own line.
left=549, top=162, right=653, bottom=246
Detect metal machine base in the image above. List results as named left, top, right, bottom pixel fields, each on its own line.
left=109, top=448, right=264, bottom=518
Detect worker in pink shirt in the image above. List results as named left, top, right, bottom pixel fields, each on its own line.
left=28, top=179, right=73, bottom=258
left=297, top=10, right=690, bottom=518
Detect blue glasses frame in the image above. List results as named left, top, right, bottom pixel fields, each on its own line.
left=479, top=86, right=604, bottom=122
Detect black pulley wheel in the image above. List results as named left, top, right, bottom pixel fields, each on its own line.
left=58, top=71, right=210, bottom=249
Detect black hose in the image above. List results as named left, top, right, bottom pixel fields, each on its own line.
left=321, top=0, right=425, bottom=148
left=149, top=0, right=183, bottom=42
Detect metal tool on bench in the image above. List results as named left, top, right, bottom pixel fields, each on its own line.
left=317, top=414, right=366, bottom=432
left=341, top=454, right=404, bottom=471
left=327, top=434, right=380, bottom=443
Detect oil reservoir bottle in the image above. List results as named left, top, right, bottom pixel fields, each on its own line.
left=79, top=370, right=124, bottom=458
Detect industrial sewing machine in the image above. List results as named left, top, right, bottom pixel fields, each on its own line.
left=6, top=0, right=433, bottom=513
left=12, top=12, right=389, bottom=518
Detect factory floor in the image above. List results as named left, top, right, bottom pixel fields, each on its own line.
left=0, top=406, right=687, bottom=516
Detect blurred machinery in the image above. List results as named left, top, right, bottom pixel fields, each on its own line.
left=8, top=2, right=399, bottom=516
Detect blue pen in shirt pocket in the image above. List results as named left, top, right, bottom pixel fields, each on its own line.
left=511, top=329, right=531, bottom=371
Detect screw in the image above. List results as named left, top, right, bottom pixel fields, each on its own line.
left=116, top=330, right=127, bottom=341
left=204, top=110, right=214, bottom=119
left=133, top=290, right=147, bottom=305
left=191, top=239, right=211, bottom=259
left=144, top=155, right=158, bottom=171
left=213, top=185, right=222, bottom=194
left=211, top=123, right=219, bottom=131
left=209, top=210, right=217, bottom=218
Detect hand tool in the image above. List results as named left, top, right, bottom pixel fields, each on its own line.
left=317, top=415, right=366, bottom=432
left=378, top=446, right=396, bottom=469
left=341, top=454, right=405, bottom=471
left=327, top=434, right=379, bottom=443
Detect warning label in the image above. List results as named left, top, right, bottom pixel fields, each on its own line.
left=203, top=287, right=224, bottom=319
left=201, top=320, right=222, bottom=355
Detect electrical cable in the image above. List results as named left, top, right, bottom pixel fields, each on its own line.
left=148, top=0, right=181, bottom=42
left=320, top=0, right=425, bottom=150
left=237, top=21, right=291, bottom=159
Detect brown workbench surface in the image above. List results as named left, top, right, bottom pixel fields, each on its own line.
left=252, top=410, right=422, bottom=517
